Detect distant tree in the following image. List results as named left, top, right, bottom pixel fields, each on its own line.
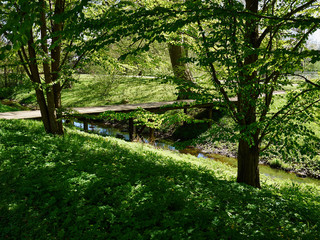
left=168, top=40, right=195, bottom=99
left=96, top=0, right=320, bottom=187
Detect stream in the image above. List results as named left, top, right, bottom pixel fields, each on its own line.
left=72, top=121, right=320, bottom=186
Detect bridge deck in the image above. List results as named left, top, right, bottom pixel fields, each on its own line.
left=0, top=99, right=224, bottom=120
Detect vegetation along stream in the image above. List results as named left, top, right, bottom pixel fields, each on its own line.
left=71, top=120, right=320, bottom=186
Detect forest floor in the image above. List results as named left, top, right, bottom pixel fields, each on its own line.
left=1, top=119, right=320, bottom=239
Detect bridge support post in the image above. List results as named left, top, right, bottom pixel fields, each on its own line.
left=83, top=120, right=88, bottom=132
left=65, top=119, right=74, bottom=125
left=149, top=128, right=155, bottom=143
left=183, top=108, right=188, bottom=126
left=129, top=118, right=136, bottom=141
left=208, top=107, right=213, bottom=127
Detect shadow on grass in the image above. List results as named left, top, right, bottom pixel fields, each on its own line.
left=0, top=120, right=319, bottom=239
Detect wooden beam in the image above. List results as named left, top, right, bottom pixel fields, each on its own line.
left=129, top=118, right=136, bottom=141
left=83, top=120, right=88, bottom=132
left=149, top=128, right=155, bottom=143
left=208, top=107, right=213, bottom=127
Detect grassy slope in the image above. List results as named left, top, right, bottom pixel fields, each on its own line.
left=1, top=119, right=320, bottom=239
left=4, top=75, right=320, bottom=177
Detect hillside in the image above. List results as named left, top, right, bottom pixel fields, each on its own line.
left=0, top=119, right=319, bottom=239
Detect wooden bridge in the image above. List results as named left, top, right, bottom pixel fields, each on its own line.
left=0, top=92, right=285, bottom=141
left=0, top=99, right=229, bottom=141
left=0, top=99, right=223, bottom=120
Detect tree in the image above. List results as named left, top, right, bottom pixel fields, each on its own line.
left=0, top=0, right=93, bottom=134
left=142, top=0, right=196, bottom=99
left=168, top=40, right=195, bottom=99
left=97, top=0, right=320, bottom=187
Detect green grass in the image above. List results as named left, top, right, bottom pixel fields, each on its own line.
left=1, top=119, right=320, bottom=239
left=62, top=75, right=177, bottom=107
left=6, top=74, right=178, bottom=108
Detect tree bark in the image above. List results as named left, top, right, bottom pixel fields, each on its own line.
left=51, top=0, right=64, bottom=134
left=235, top=0, right=261, bottom=187
left=40, top=0, right=60, bottom=134
left=237, top=136, right=261, bottom=188
left=4, top=66, right=8, bottom=87
left=17, top=1, right=65, bottom=135
left=168, top=43, right=194, bottom=100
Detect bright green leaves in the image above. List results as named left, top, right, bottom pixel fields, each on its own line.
left=99, top=107, right=201, bottom=129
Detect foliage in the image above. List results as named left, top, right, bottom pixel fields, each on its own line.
left=92, top=0, right=320, bottom=187
left=0, top=0, right=117, bottom=134
left=191, top=103, right=320, bottom=178
left=0, top=101, right=20, bottom=112
left=0, top=119, right=320, bottom=239
left=99, top=107, right=206, bottom=129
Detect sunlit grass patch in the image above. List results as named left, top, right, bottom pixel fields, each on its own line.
left=62, top=75, right=177, bottom=107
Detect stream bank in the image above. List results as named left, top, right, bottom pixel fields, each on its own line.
left=68, top=119, right=320, bottom=186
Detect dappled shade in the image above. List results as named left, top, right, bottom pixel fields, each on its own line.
left=0, top=120, right=319, bottom=239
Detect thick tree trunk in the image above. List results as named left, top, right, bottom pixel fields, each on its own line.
left=234, top=0, right=261, bottom=188
left=168, top=43, right=194, bottom=100
left=237, top=138, right=260, bottom=188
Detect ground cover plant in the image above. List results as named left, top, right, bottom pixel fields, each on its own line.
left=0, top=119, right=319, bottom=239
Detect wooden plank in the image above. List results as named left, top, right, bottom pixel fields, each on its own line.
left=0, top=100, right=199, bottom=119
left=0, top=110, right=41, bottom=119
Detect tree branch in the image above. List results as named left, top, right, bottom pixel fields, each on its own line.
left=17, top=50, right=32, bottom=80
left=287, top=73, right=320, bottom=88
left=259, top=88, right=315, bottom=143
left=196, top=19, right=238, bottom=120
left=257, top=0, right=318, bottom=45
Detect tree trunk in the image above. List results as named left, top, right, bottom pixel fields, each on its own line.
left=39, top=0, right=61, bottom=135
left=35, top=89, right=51, bottom=133
left=168, top=43, right=194, bottom=100
left=234, top=0, right=261, bottom=188
left=51, top=0, right=64, bottom=134
left=13, top=0, right=66, bottom=135
left=237, top=138, right=260, bottom=188
left=4, top=66, right=8, bottom=87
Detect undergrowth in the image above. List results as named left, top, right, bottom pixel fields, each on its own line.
left=0, top=119, right=319, bottom=239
